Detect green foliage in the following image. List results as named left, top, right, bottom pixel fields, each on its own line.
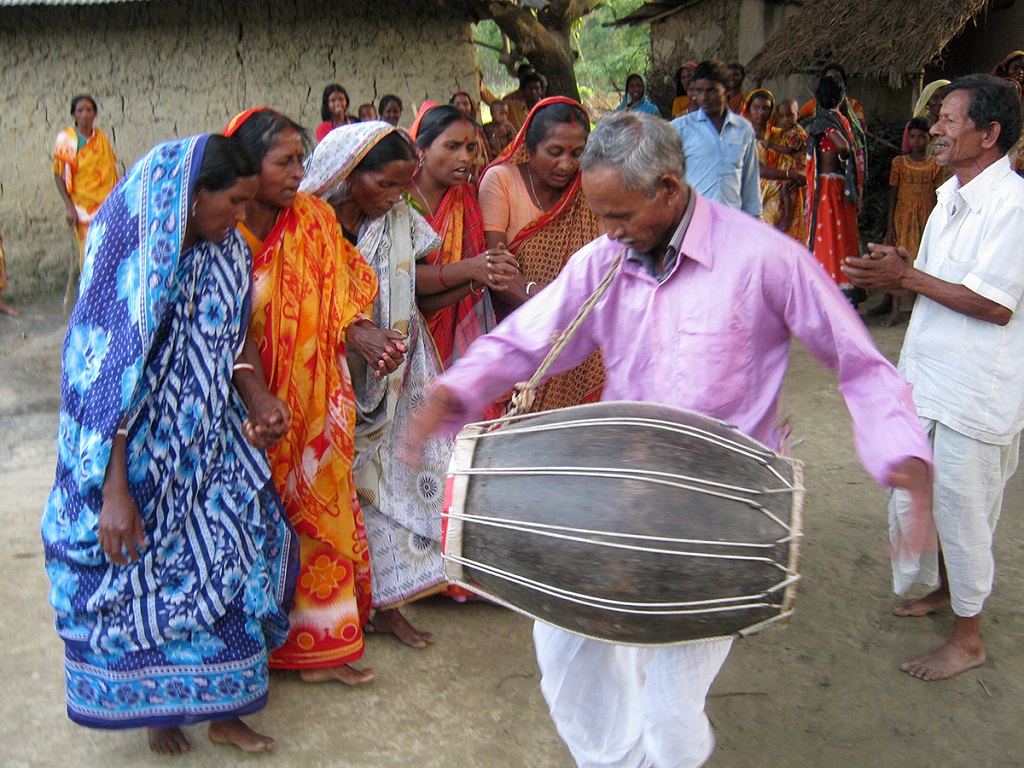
left=573, top=1, right=650, bottom=111
left=472, top=0, right=650, bottom=113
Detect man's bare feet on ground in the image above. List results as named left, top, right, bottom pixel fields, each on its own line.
left=299, top=663, right=375, bottom=685
left=208, top=718, right=275, bottom=752
left=0, top=300, right=20, bottom=317
left=148, top=726, right=191, bottom=754
left=366, top=608, right=436, bottom=648
left=901, top=639, right=986, bottom=681
left=893, top=589, right=950, bottom=616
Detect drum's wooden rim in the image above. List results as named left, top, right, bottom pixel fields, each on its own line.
left=443, top=424, right=484, bottom=586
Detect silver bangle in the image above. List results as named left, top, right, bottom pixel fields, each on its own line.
left=115, top=428, right=129, bottom=438
left=525, top=281, right=538, bottom=297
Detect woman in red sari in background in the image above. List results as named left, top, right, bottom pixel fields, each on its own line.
left=805, top=75, right=864, bottom=307
left=226, top=108, right=401, bottom=686
left=405, top=104, right=519, bottom=371
left=477, top=97, right=604, bottom=412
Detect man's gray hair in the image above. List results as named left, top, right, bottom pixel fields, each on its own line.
left=580, top=111, right=686, bottom=197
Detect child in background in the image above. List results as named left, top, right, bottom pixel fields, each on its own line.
left=769, top=98, right=809, bottom=243
left=483, top=99, right=516, bottom=158
left=873, top=117, right=943, bottom=326
left=357, top=103, right=378, bottom=121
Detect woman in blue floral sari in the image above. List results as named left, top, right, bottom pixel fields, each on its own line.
left=41, top=134, right=299, bottom=755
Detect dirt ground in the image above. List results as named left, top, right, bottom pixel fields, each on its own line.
left=1, top=298, right=1021, bottom=768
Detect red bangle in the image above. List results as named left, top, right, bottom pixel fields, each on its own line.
left=438, top=264, right=450, bottom=289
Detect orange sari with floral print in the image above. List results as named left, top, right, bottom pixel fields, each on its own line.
left=242, top=192, right=380, bottom=669
left=52, top=127, right=119, bottom=257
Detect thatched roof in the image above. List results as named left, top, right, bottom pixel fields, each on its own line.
left=747, top=0, right=990, bottom=87
left=609, top=0, right=798, bottom=26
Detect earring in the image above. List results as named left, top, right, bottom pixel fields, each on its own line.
left=191, top=199, right=197, bottom=217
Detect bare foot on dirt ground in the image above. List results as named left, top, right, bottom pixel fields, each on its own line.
left=148, top=726, right=191, bottom=754
left=893, top=589, right=950, bottom=617
left=299, top=663, right=376, bottom=685
left=207, top=718, right=275, bottom=752
left=901, top=639, right=986, bottom=681
left=897, top=589, right=950, bottom=618
left=367, top=607, right=436, bottom=648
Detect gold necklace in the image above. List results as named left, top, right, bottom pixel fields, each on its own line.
left=409, top=177, right=435, bottom=219
left=526, top=166, right=548, bottom=212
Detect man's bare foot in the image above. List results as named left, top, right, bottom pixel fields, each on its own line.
left=366, top=608, right=436, bottom=648
left=299, top=663, right=375, bottom=685
left=901, top=639, right=986, bottom=681
left=148, top=726, right=191, bottom=754
left=0, top=299, right=20, bottom=317
left=207, top=718, right=275, bottom=752
left=893, top=589, right=950, bottom=617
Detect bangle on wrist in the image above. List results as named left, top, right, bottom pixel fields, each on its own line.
left=469, top=280, right=484, bottom=295
left=115, top=428, right=129, bottom=438
left=438, top=264, right=450, bottom=289
left=524, top=281, right=538, bottom=297
left=233, top=363, right=255, bottom=374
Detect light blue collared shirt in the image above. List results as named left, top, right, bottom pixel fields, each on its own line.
left=671, top=108, right=762, bottom=216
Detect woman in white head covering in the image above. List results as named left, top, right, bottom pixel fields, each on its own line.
left=301, top=122, right=452, bottom=648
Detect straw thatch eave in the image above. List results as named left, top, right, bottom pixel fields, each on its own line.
left=747, top=0, right=990, bottom=87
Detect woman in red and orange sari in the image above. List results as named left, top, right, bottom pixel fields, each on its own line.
left=741, top=89, right=807, bottom=234
left=226, top=108, right=401, bottom=686
left=477, top=96, right=604, bottom=412
left=805, top=76, right=864, bottom=307
left=52, top=95, right=119, bottom=262
left=405, top=104, right=519, bottom=372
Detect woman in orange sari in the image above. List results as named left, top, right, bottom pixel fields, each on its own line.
left=226, top=108, right=399, bottom=686
left=477, top=96, right=604, bottom=412
left=742, top=89, right=806, bottom=232
left=53, top=95, right=119, bottom=262
left=405, top=104, right=518, bottom=370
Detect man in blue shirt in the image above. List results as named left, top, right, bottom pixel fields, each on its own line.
left=671, top=59, right=761, bottom=216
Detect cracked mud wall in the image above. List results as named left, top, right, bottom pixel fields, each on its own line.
left=0, top=0, right=477, bottom=299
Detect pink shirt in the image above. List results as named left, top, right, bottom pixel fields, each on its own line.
left=435, top=193, right=931, bottom=486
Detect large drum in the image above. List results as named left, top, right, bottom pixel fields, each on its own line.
left=442, top=401, right=804, bottom=645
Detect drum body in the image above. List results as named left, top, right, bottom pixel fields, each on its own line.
left=443, top=401, right=804, bottom=645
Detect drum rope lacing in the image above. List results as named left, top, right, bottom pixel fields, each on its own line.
left=505, top=251, right=624, bottom=418
left=464, top=414, right=800, bottom=495
left=444, top=510, right=799, bottom=554
left=444, top=554, right=799, bottom=615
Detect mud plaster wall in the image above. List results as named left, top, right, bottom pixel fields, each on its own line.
left=646, top=0, right=737, bottom=113
left=0, top=0, right=477, bottom=299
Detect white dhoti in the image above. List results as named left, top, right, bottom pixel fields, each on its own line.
left=533, top=622, right=732, bottom=768
left=889, top=418, right=1020, bottom=617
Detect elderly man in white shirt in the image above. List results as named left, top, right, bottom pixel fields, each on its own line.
left=670, top=59, right=762, bottom=216
left=844, top=73, right=1024, bottom=681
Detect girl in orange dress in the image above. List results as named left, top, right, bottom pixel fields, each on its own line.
left=874, top=117, right=943, bottom=326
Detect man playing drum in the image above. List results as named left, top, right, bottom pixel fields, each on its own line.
left=407, top=111, right=933, bottom=768
left=844, top=74, right=1024, bottom=681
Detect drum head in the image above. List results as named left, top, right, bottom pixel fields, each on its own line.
left=444, top=401, right=803, bottom=645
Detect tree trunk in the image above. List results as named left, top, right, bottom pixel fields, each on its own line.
left=463, top=0, right=601, bottom=102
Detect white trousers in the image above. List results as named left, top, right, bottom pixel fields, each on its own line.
left=533, top=622, right=732, bottom=768
left=889, top=418, right=1020, bottom=616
